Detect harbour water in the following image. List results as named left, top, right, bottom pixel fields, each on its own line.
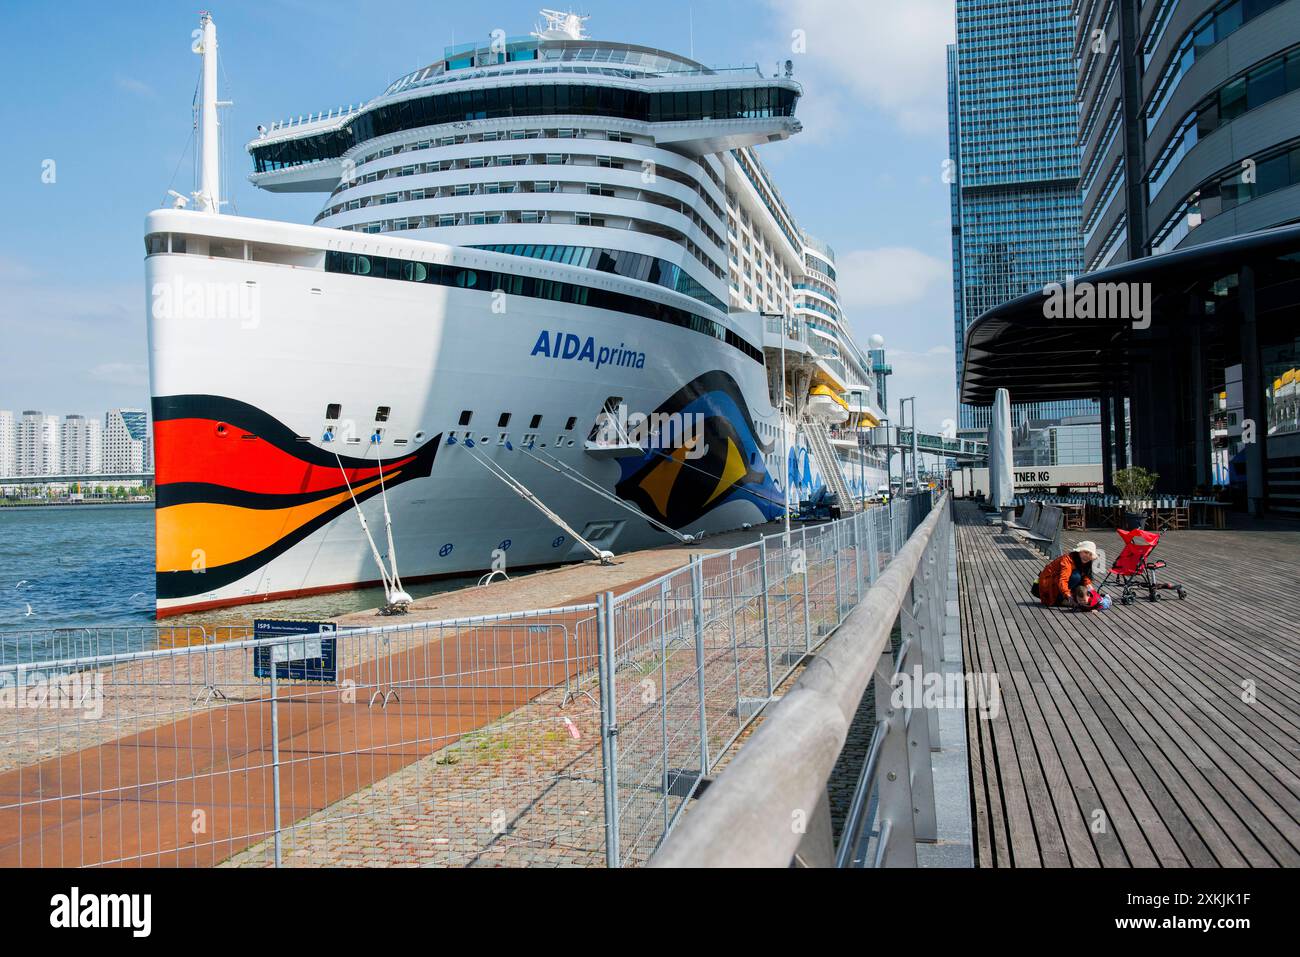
left=0, top=504, right=474, bottom=659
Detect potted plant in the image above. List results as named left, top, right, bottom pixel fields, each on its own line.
left=1114, top=466, right=1158, bottom=529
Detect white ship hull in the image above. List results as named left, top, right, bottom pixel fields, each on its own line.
left=146, top=212, right=882, bottom=616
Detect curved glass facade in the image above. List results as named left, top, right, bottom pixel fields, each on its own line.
left=1152, top=136, right=1300, bottom=253
left=252, top=84, right=799, bottom=172
left=1147, top=44, right=1300, bottom=201
left=1144, top=0, right=1289, bottom=133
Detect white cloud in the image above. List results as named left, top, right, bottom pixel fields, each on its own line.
left=115, top=75, right=157, bottom=99
left=836, top=246, right=948, bottom=309
left=0, top=257, right=36, bottom=282
left=90, top=362, right=148, bottom=387
left=879, top=345, right=958, bottom=432
left=766, top=0, right=955, bottom=132
left=0, top=256, right=145, bottom=410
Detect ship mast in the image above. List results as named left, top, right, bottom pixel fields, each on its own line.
left=196, top=12, right=221, bottom=214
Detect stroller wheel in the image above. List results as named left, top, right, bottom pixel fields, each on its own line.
left=1148, top=588, right=1158, bottom=602
left=1121, top=592, right=1136, bottom=606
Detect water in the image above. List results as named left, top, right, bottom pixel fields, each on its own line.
left=0, top=504, right=473, bottom=660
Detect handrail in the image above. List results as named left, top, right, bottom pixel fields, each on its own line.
left=649, top=492, right=950, bottom=868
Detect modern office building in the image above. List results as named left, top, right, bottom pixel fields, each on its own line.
left=60, top=414, right=103, bottom=475
left=15, top=411, right=61, bottom=477
left=103, top=408, right=148, bottom=474
left=1075, top=0, right=1300, bottom=269
left=948, top=0, right=1099, bottom=435
left=0, top=411, right=14, bottom=477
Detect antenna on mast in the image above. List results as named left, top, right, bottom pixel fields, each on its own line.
left=194, top=12, right=223, bottom=214
left=532, top=9, right=590, bottom=41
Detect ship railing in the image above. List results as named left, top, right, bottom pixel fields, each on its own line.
left=265, top=104, right=359, bottom=134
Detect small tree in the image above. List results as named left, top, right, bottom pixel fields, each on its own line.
left=1114, top=466, right=1158, bottom=505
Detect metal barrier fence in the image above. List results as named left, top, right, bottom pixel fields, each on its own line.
left=0, top=609, right=604, bottom=867
left=650, top=491, right=953, bottom=867
left=0, top=494, right=938, bottom=868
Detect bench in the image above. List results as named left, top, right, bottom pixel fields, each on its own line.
left=1009, top=503, right=1063, bottom=558
left=1005, top=500, right=1041, bottom=533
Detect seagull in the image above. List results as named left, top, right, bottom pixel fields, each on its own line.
left=24, top=603, right=33, bottom=617
left=15, top=581, right=28, bottom=588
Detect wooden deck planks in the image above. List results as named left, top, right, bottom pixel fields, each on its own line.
left=956, top=501, right=1300, bottom=868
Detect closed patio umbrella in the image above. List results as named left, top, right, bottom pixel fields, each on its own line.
left=990, top=387, right=1015, bottom=523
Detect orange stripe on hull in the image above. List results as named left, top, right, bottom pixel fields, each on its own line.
left=155, top=476, right=388, bottom=572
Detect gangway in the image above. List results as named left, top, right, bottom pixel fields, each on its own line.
left=802, top=420, right=858, bottom=511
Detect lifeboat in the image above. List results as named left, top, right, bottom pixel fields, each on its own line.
left=806, top=384, right=849, bottom=424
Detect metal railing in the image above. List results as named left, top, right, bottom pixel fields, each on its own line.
left=650, top=492, right=952, bottom=867
left=0, top=494, right=940, bottom=868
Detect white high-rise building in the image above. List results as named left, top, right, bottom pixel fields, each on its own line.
left=60, top=414, right=103, bottom=474
left=16, top=411, right=61, bottom=476
left=103, top=409, right=148, bottom=474
left=0, top=411, right=15, bottom=477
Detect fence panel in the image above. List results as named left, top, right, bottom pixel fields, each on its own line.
left=0, top=608, right=604, bottom=868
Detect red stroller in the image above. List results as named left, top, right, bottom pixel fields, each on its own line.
left=1100, top=528, right=1187, bottom=605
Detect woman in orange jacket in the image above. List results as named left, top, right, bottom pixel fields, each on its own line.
left=1034, top=541, right=1097, bottom=607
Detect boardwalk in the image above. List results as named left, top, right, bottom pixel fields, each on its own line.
left=956, top=501, right=1300, bottom=867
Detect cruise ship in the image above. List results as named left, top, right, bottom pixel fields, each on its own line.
left=145, top=12, right=890, bottom=617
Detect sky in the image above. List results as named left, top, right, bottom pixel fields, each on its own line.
left=0, top=0, right=958, bottom=430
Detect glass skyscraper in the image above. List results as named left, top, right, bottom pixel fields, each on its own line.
left=948, top=0, right=1098, bottom=432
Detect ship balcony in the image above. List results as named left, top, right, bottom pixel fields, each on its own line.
left=760, top=314, right=813, bottom=356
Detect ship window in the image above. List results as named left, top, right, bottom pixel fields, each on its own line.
left=498, top=412, right=511, bottom=428
left=458, top=410, right=473, bottom=426
left=325, top=403, right=341, bottom=420
left=530, top=414, right=543, bottom=428
left=564, top=416, right=577, bottom=431
left=375, top=406, right=391, bottom=422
